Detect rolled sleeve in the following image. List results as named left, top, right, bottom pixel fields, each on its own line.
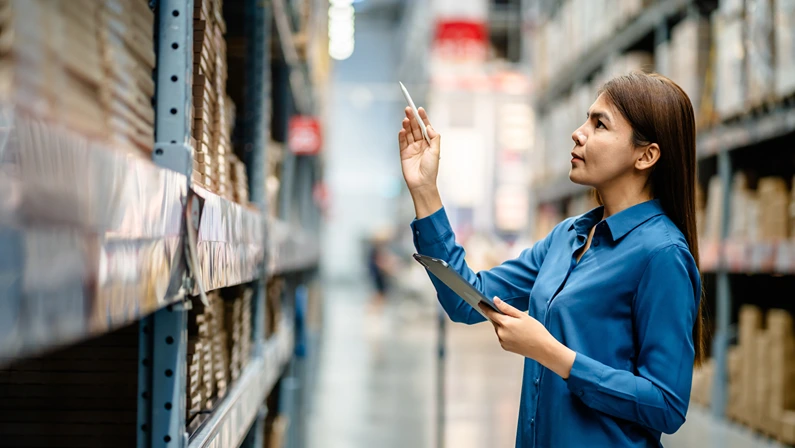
left=409, top=208, right=558, bottom=325
left=411, top=207, right=453, bottom=250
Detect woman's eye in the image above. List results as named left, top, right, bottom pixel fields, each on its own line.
left=596, top=120, right=606, bottom=129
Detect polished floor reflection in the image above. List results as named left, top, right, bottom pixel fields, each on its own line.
left=307, top=282, right=785, bottom=448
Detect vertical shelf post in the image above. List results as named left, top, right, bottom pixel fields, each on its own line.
left=244, top=0, right=271, bottom=442
left=147, top=1, right=194, bottom=447
left=711, top=147, right=733, bottom=418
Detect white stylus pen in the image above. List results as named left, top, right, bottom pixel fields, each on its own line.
left=399, top=81, right=431, bottom=145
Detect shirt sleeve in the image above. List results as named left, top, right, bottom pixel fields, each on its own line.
left=565, top=244, right=700, bottom=434
left=411, top=207, right=552, bottom=325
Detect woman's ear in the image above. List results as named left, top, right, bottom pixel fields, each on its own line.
left=635, top=143, right=660, bottom=171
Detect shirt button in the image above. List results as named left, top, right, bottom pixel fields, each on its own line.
left=415, top=230, right=420, bottom=235
left=534, top=378, right=540, bottom=386
left=530, top=418, right=535, bottom=426
left=592, top=239, right=600, bottom=247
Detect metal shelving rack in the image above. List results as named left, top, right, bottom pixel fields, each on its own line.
left=0, top=1, right=321, bottom=447
left=529, top=0, right=795, bottom=439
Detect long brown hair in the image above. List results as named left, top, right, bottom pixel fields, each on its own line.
left=599, top=72, right=705, bottom=366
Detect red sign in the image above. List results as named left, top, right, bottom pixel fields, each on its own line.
left=288, top=116, right=322, bottom=155
left=433, top=20, right=488, bottom=62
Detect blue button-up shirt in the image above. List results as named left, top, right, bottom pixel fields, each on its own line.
left=411, top=199, right=700, bottom=448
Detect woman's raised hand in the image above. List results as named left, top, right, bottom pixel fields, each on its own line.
left=398, top=107, right=441, bottom=193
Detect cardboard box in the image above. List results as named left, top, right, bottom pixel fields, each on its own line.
left=739, top=305, right=762, bottom=425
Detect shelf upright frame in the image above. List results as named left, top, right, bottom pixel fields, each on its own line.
left=243, top=0, right=271, bottom=442
left=711, top=143, right=733, bottom=418
left=144, top=1, right=195, bottom=448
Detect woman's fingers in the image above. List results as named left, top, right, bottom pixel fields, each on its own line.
left=402, top=118, right=415, bottom=145
left=405, top=107, right=423, bottom=143
left=418, top=107, right=439, bottom=140
left=398, top=129, right=408, bottom=151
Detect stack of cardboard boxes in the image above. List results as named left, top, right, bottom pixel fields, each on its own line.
left=187, top=301, right=214, bottom=423
left=224, top=288, right=254, bottom=381
left=225, top=295, right=243, bottom=381
left=209, top=293, right=230, bottom=403
left=186, top=289, right=254, bottom=423
left=230, top=153, right=250, bottom=205
left=102, top=0, right=157, bottom=155
left=186, top=339, right=204, bottom=423
left=699, top=174, right=795, bottom=250
left=192, top=0, right=242, bottom=203
left=717, top=305, right=795, bottom=442
left=690, top=358, right=713, bottom=407
left=1, top=0, right=155, bottom=156
left=192, top=0, right=220, bottom=191
left=266, top=277, right=284, bottom=338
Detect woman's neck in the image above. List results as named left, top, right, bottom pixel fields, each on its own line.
left=597, top=180, right=654, bottom=220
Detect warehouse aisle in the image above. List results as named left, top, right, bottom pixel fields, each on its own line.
left=306, top=282, right=785, bottom=448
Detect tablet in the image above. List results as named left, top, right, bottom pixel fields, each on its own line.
left=413, top=253, right=504, bottom=319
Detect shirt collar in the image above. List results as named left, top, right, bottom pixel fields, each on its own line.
left=568, top=199, right=665, bottom=242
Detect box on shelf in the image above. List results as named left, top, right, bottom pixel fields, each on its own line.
left=726, top=345, right=742, bottom=420
left=738, top=305, right=762, bottom=425
left=757, top=177, right=790, bottom=240
left=782, top=411, right=795, bottom=444
left=791, top=176, right=795, bottom=239
left=266, top=277, right=284, bottom=338
left=768, top=309, right=795, bottom=440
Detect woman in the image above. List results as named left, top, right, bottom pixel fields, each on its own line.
left=398, top=72, right=703, bottom=448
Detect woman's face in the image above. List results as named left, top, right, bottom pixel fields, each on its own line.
left=569, top=93, right=640, bottom=189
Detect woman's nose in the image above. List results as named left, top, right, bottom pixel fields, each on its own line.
left=572, top=129, right=586, bottom=146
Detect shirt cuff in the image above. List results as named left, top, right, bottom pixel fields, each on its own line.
left=410, top=206, right=453, bottom=247
left=566, top=352, right=607, bottom=398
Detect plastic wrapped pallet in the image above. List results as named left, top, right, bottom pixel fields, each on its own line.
left=774, top=0, right=795, bottom=98
left=720, top=0, right=746, bottom=17
left=745, top=0, right=774, bottom=109
left=670, top=16, right=710, bottom=119
left=704, top=176, right=724, bottom=242
left=714, top=12, right=746, bottom=120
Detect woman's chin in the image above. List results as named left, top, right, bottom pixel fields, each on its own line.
left=568, top=169, right=588, bottom=186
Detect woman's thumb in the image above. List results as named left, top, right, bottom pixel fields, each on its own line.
left=494, top=297, right=522, bottom=317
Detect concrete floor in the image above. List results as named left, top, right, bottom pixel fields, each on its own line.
left=306, top=282, right=786, bottom=448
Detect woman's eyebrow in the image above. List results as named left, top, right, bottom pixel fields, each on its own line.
left=586, top=110, right=612, bottom=124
